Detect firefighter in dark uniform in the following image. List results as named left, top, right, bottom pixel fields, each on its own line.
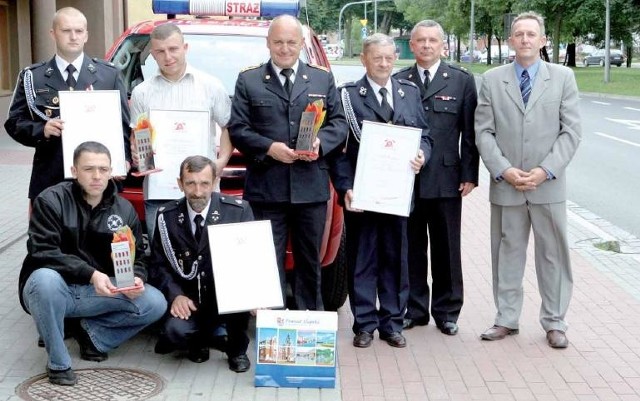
left=228, top=15, right=347, bottom=311
left=3, top=7, right=130, bottom=201
left=148, top=156, right=252, bottom=373
left=330, top=33, right=432, bottom=349
left=393, top=20, right=479, bottom=336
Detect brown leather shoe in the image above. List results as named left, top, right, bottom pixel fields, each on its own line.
left=480, top=325, right=519, bottom=341
left=353, top=331, right=373, bottom=348
left=379, top=332, right=407, bottom=348
left=546, top=330, right=569, bottom=348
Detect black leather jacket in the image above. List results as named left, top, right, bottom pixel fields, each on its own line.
left=18, top=180, right=147, bottom=312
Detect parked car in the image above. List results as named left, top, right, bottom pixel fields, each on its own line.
left=583, top=49, right=625, bottom=67
left=460, top=50, right=481, bottom=63
left=479, top=46, right=514, bottom=64
left=105, top=0, right=348, bottom=311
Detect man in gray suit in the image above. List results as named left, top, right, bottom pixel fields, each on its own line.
left=475, top=11, right=581, bottom=348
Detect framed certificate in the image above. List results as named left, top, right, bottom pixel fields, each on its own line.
left=59, top=90, right=127, bottom=177
left=147, top=109, right=212, bottom=199
left=351, top=120, right=421, bottom=217
left=208, top=220, right=283, bottom=314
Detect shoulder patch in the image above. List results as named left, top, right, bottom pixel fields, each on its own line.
left=240, top=64, right=263, bottom=73
left=449, top=63, right=471, bottom=75
left=158, top=200, right=180, bottom=214
left=23, top=61, right=46, bottom=72
left=338, top=81, right=357, bottom=90
left=91, top=58, right=116, bottom=68
left=220, top=195, right=246, bottom=207
left=397, top=79, right=418, bottom=88
left=308, top=63, right=330, bottom=73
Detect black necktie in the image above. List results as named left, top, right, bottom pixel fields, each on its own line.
left=66, top=64, right=77, bottom=89
left=424, top=69, right=430, bottom=91
left=378, top=87, right=394, bottom=122
left=193, top=214, right=204, bottom=242
left=520, top=69, right=532, bottom=107
left=280, top=68, right=293, bottom=96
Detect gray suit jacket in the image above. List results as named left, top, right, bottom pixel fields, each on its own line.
left=475, top=61, right=582, bottom=206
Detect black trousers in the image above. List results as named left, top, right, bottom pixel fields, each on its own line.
left=250, top=201, right=327, bottom=311
left=406, top=197, right=464, bottom=323
left=345, top=210, right=409, bottom=335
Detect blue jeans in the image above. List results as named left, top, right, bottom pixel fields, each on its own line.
left=23, top=268, right=167, bottom=370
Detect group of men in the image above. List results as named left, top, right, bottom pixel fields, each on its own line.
left=4, top=5, right=581, bottom=388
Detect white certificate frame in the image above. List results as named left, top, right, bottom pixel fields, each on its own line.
left=208, top=220, right=284, bottom=314
left=148, top=109, right=212, bottom=199
left=59, top=90, right=127, bottom=177
left=351, top=120, right=421, bottom=217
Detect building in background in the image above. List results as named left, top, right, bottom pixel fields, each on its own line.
left=0, top=0, right=159, bottom=135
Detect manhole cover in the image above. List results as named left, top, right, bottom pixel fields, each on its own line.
left=16, top=368, right=165, bottom=401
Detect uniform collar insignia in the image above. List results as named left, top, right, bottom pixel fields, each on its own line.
left=178, top=212, right=184, bottom=224
left=443, top=72, right=448, bottom=78
left=212, top=210, right=220, bottom=222
left=45, top=67, right=54, bottom=77
left=398, top=88, right=405, bottom=98
left=88, top=63, right=96, bottom=73
left=265, top=74, right=271, bottom=80
left=359, top=86, right=367, bottom=96
left=408, top=73, right=413, bottom=79
left=302, top=74, right=308, bottom=80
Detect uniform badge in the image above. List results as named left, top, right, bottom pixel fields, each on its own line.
left=398, top=88, right=405, bottom=98
left=178, top=212, right=184, bottom=224
left=212, top=210, right=220, bottom=222
left=302, top=74, right=308, bottom=80
left=45, top=109, right=52, bottom=117
left=359, top=87, right=367, bottom=96
left=45, top=67, right=54, bottom=77
left=52, top=96, right=59, bottom=105
left=88, top=63, right=96, bottom=73
left=107, top=214, right=124, bottom=231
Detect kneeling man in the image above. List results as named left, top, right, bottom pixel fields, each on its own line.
left=19, top=141, right=167, bottom=386
left=149, top=155, right=253, bottom=372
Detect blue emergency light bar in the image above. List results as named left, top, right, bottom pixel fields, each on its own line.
left=152, top=0, right=304, bottom=17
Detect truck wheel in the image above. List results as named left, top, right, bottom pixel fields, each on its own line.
left=321, top=229, right=348, bottom=311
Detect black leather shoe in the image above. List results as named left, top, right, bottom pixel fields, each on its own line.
left=188, top=347, right=210, bottom=363
left=353, top=331, right=373, bottom=348
left=403, top=317, right=429, bottom=330
left=379, top=332, right=407, bottom=348
left=154, top=337, right=175, bottom=355
left=436, top=321, right=459, bottom=336
left=75, top=327, right=108, bottom=362
left=47, top=367, right=77, bottom=386
left=228, top=354, right=251, bottom=373
left=209, top=335, right=228, bottom=353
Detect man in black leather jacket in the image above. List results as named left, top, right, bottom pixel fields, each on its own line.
left=19, top=141, right=166, bottom=386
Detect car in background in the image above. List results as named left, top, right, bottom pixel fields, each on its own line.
left=105, top=0, right=348, bottom=311
left=479, top=46, right=514, bottom=64
left=583, top=49, right=625, bottom=67
left=460, top=50, right=481, bottom=63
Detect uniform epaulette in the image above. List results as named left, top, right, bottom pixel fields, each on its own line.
left=397, top=78, right=418, bottom=88
left=219, top=195, right=247, bottom=207
left=396, top=65, right=412, bottom=74
left=91, top=58, right=117, bottom=68
left=22, top=61, right=46, bottom=72
left=308, top=63, right=329, bottom=72
left=338, top=81, right=357, bottom=90
left=449, top=63, right=471, bottom=75
left=240, top=64, right=262, bottom=73
left=157, top=200, right=180, bottom=214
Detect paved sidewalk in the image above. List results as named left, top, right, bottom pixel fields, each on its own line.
left=1, top=131, right=640, bottom=400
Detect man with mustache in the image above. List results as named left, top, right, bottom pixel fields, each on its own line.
left=148, top=156, right=253, bottom=371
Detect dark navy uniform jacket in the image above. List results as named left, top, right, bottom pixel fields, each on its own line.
left=4, top=55, right=131, bottom=199
left=148, top=193, right=254, bottom=311
left=393, top=63, right=478, bottom=199
left=331, top=75, right=433, bottom=199
left=229, top=61, right=347, bottom=204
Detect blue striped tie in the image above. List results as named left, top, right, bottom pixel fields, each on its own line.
left=520, top=69, right=531, bottom=107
